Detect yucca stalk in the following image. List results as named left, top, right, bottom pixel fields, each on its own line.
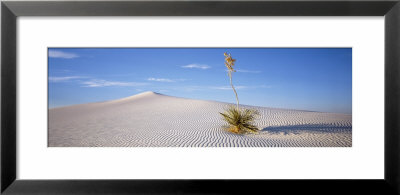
left=224, top=52, right=239, bottom=110
left=228, top=71, right=239, bottom=111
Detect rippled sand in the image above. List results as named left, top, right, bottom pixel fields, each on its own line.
left=49, top=91, right=352, bottom=147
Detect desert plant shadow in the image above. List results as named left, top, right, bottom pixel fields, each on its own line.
left=261, top=124, right=352, bottom=135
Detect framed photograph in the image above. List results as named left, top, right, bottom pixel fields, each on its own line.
left=2, top=0, right=399, bottom=194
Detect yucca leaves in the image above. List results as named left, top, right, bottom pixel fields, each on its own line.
left=220, top=106, right=260, bottom=134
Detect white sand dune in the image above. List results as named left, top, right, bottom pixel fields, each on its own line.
left=49, top=91, right=352, bottom=147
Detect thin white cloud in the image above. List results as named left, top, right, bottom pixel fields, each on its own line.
left=225, top=69, right=261, bottom=73
left=147, top=78, right=186, bottom=82
left=181, top=64, right=211, bottom=70
left=147, top=78, right=175, bottom=82
left=236, top=69, right=261, bottom=73
left=210, top=85, right=271, bottom=90
left=49, top=76, right=84, bottom=82
left=174, top=85, right=270, bottom=92
left=210, top=86, right=248, bottom=90
left=49, top=50, right=79, bottom=59
left=82, top=79, right=148, bottom=87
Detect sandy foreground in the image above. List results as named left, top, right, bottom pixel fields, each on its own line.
left=49, top=91, right=352, bottom=147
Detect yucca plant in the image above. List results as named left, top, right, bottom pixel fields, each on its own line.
left=219, top=52, right=260, bottom=134
left=220, top=106, right=260, bottom=134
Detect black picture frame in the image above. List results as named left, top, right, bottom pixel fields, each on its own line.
left=1, top=0, right=399, bottom=194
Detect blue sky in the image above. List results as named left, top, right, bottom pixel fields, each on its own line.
left=48, top=48, right=352, bottom=114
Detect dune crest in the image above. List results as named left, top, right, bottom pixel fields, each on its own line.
left=108, top=91, right=162, bottom=102
left=49, top=92, right=352, bottom=147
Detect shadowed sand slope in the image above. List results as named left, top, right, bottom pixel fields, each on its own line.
left=49, top=91, right=352, bottom=147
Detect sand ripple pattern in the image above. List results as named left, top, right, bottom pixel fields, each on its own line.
left=49, top=92, right=352, bottom=147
